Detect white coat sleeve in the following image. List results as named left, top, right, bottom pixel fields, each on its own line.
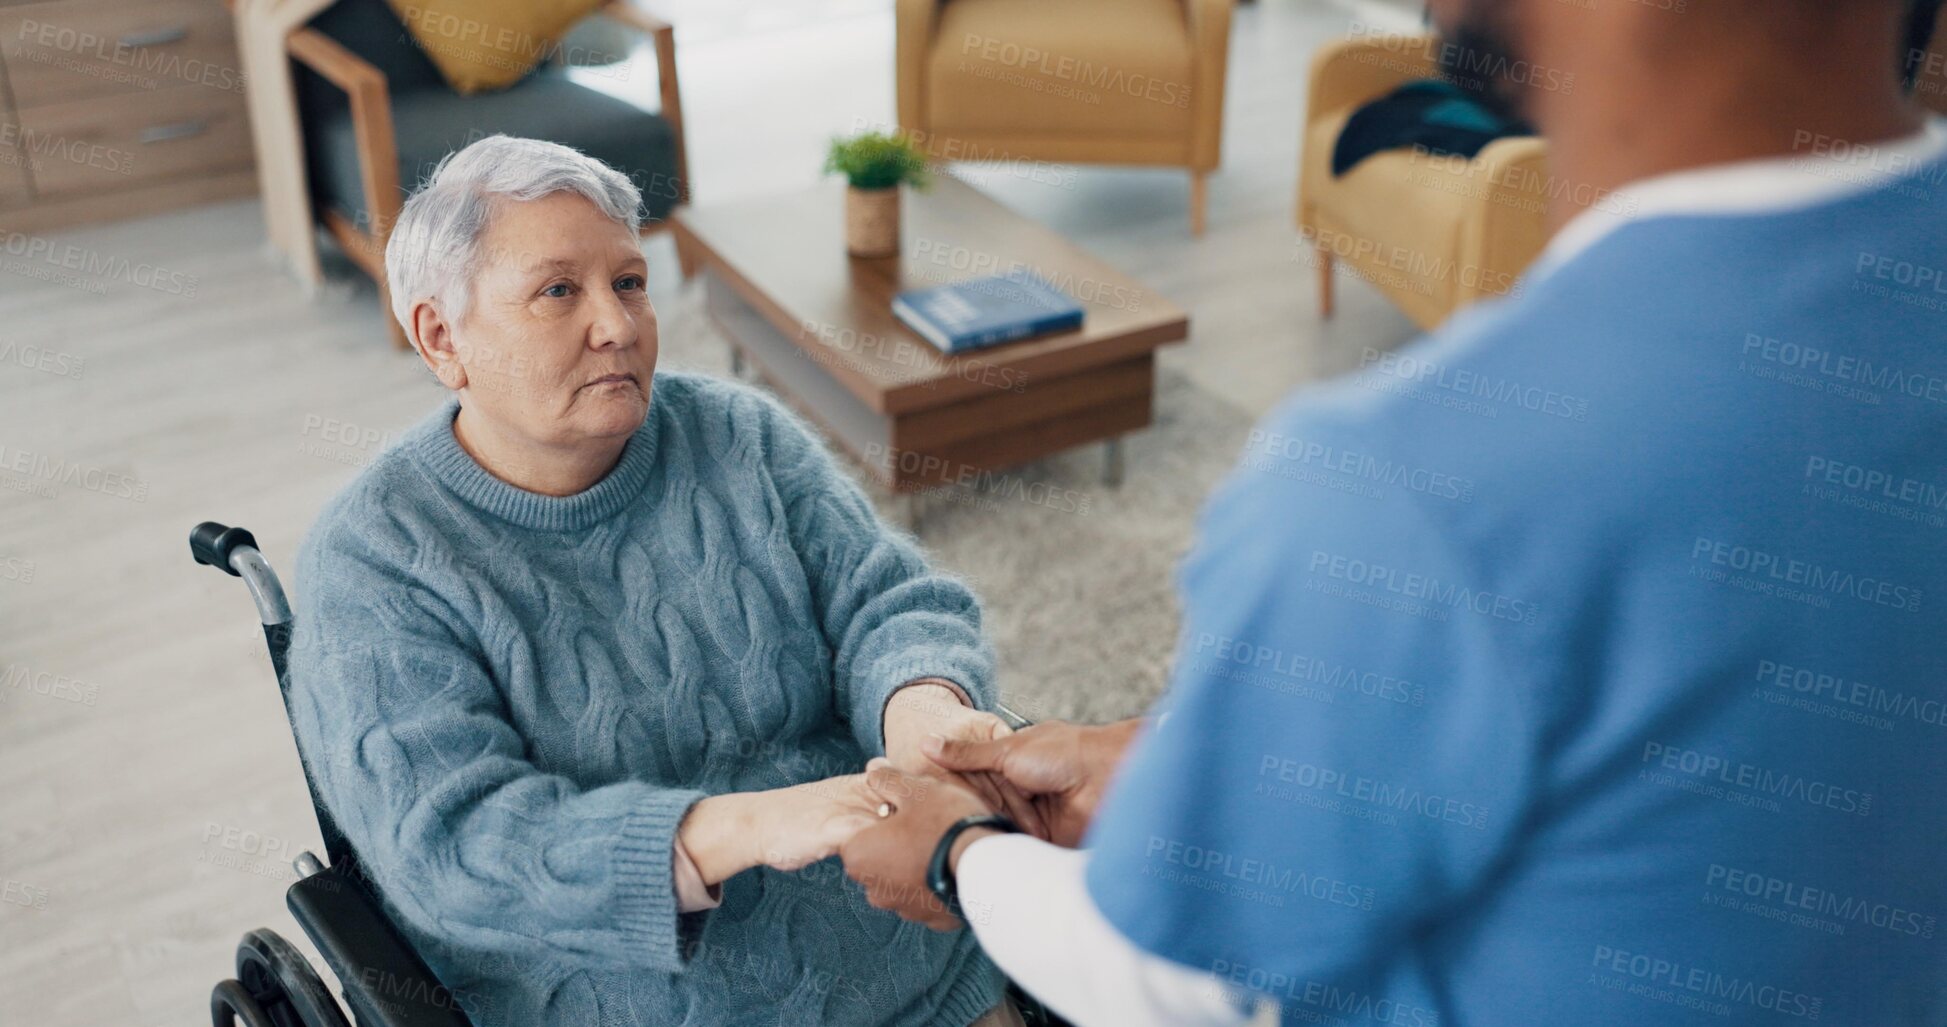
left=956, top=833, right=1257, bottom=1027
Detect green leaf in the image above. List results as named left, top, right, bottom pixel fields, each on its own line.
left=823, top=131, right=932, bottom=190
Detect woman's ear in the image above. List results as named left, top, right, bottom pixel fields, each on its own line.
left=410, top=301, right=468, bottom=391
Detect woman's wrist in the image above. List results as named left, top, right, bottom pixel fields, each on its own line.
left=677, top=793, right=760, bottom=886
left=883, top=679, right=971, bottom=760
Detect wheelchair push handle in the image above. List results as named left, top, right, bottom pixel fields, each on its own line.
left=189, top=521, right=293, bottom=627
left=191, top=521, right=259, bottom=576
left=994, top=701, right=1033, bottom=731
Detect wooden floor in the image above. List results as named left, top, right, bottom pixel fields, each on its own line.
left=0, top=0, right=1420, bottom=1021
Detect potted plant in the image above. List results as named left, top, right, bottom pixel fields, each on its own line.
left=824, top=131, right=930, bottom=258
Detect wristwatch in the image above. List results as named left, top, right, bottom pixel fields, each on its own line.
left=926, top=813, right=1020, bottom=921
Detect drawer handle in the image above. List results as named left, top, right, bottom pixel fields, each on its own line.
left=137, top=119, right=208, bottom=144
left=118, top=25, right=190, bottom=48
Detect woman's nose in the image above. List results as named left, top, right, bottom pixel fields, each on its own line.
left=588, top=294, right=641, bottom=350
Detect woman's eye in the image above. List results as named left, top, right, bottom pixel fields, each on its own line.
left=543, top=282, right=573, bottom=298
left=616, top=275, right=643, bottom=292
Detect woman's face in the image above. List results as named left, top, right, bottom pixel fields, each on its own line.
left=442, top=191, right=658, bottom=447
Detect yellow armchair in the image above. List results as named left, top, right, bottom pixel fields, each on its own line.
left=1297, top=33, right=1551, bottom=330
left=897, top=0, right=1234, bottom=235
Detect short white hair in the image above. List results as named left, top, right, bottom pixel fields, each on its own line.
left=383, top=134, right=642, bottom=341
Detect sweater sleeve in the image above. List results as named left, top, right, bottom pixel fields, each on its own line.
left=747, top=388, right=997, bottom=757
left=287, top=530, right=709, bottom=975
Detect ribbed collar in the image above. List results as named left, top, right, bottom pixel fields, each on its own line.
left=403, top=395, right=661, bottom=532
left=1529, top=117, right=1947, bottom=282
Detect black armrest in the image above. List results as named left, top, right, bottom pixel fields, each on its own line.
left=286, top=865, right=475, bottom=1027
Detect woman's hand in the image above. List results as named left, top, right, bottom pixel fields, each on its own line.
left=883, top=681, right=1012, bottom=775
left=753, top=775, right=884, bottom=872
left=679, top=775, right=882, bottom=884
left=882, top=681, right=1048, bottom=839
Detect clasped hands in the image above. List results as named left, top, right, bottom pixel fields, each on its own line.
left=849, top=691, right=1139, bottom=931
left=677, top=682, right=1132, bottom=932
left=674, top=683, right=1011, bottom=887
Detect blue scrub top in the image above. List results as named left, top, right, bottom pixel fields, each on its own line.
left=1086, top=131, right=1947, bottom=1025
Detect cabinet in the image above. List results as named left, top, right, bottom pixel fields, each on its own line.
left=0, top=0, right=255, bottom=231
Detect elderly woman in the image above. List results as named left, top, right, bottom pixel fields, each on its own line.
left=287, top=135, right=1018, bottom=1026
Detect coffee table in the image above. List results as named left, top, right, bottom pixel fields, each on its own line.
left=671, top=176, right=1189, bottom=497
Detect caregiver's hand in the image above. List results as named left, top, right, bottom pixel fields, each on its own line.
left=923, top=718, right=1141, bottom=848
left=680, top=775, right=882, bottom=885
left=840, top=761, right=998, bottom=931
left=883, top=681, right=1046, bottom=838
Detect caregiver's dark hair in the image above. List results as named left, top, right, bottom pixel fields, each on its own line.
left=1905, top=0, right=1944, bottom=89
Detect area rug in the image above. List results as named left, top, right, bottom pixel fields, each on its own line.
left=655, top=285, right=1259, bottom=723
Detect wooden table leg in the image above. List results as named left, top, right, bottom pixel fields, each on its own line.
left=1317, top=245, right=1336, bottom=319
left=1102, top=437, right=1126, bottom=487
left=1190, top=170, right=1209, bottom=237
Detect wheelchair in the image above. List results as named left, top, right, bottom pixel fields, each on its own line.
left=190, top=521, right=1069, bottom=1027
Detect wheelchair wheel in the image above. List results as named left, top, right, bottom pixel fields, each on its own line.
left=1007, top=981, right=1076, bottom=1027
left=226, top=928, right=351, bottom=1027
left=212, top=978, right=277, bottom=1027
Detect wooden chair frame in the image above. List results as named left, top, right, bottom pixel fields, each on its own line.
left=286, top=1, right=693, bottom=349
left=1296, top=33, right=1550, bottom=329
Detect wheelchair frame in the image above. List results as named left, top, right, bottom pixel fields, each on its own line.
left=194, top=521, right=473, bottom=1027
left=189, top=520, right=1062, bottom=1027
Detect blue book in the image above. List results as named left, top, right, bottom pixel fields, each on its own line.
left=891, top=272, right=1084, bottom=354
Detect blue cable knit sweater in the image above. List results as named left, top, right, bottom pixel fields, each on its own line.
left=287, top=371, right=1005, bottom=1026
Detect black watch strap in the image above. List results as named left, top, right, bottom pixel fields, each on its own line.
left=927, top=813, right=1019, bottom=921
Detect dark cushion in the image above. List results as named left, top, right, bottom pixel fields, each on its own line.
left=293, top=0, right=447, bottom=202
left=306, top=69, right=683, bottom=230
left=300, top=0, right=448, bottom=101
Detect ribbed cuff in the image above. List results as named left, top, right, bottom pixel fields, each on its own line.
left=934, top=952, right=1010, bottom=1027
left=613, top=788, right=710, bottom=970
